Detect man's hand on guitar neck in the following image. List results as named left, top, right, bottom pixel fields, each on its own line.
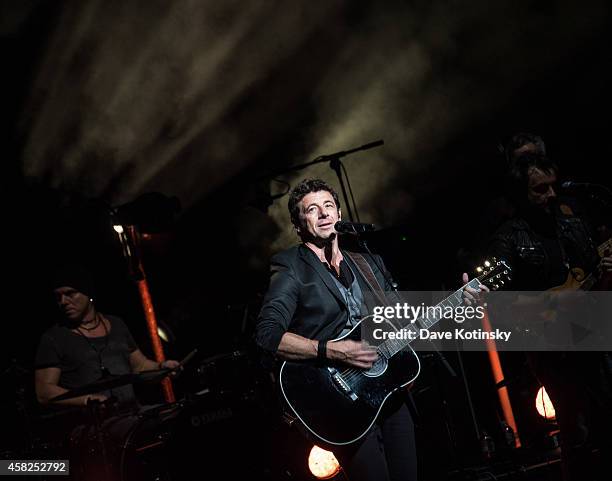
left=599, top=256, right=612, bottom=274
left=327, top=340, right=379, bottom=369
left=461, top=273, right=489, bottom=305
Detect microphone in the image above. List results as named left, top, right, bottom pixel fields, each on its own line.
left=560, top=181, right=612, bottom=205
left=560, top=181, right=612, bottom=191
left=560, top=181, right=595, bottom=190
left=334, top=221, right=376, bottom=234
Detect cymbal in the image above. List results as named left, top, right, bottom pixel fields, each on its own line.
left=50, top=368, right=172, bottom=402
left=199, top=350, right=246, bottom=365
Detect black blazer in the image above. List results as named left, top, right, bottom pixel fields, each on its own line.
left=255, top=244, right=395, bottom=354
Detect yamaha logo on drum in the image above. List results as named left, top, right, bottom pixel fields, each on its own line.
left=190, top=408, right=233, bottom=427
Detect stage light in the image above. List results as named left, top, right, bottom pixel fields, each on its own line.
left=535, top=386, right=556, bottom=420
left=156, top=320, right=176, bottom=344
left=157, top=326, right=169, bottom=343
left=113, top=224, right=124, bottom=234
left=308, top=445, right=340, bottom=479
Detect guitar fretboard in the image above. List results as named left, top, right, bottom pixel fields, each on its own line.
left=598, top=237, right=612, bottom=258
left=378, top=278, right=481, bottom=359
left=580, top=236, right=612, bottom=291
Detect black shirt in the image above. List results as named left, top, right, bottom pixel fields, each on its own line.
left=35, top=315, right=138, bottom=406
left=322, top=259, right=355, bottom=289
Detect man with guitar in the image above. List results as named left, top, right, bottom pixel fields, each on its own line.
left=488, top=152, right=612, bottom=481
left=256, top=178, right=486, bottom=481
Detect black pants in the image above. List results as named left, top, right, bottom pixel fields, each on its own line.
left=334, top=401, right=417, bottom=481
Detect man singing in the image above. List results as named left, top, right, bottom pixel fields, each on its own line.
left=255, top=178, right=418, bottom=481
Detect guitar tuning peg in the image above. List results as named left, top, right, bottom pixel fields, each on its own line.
left=484, top=260, right=491, bottom=267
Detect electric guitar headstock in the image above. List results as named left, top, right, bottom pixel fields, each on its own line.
left=475, top=257, right=512, bottom=291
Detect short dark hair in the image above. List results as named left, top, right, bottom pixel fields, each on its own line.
left=505, top=132, right=546, bottom=163
left=288, top=179, right=340, bottom=227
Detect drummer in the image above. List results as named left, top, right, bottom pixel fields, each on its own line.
left=34, top=264, right=180, bottom=409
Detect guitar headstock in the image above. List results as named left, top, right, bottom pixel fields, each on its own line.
left=475, top=257, right=512, bottom=291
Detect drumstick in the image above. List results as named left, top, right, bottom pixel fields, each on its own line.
left=158, top=349, right=197, bottom=374
left=176, top=348, right=198, bottom=369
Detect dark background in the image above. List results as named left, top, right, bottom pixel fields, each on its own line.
left=1, top=1, right=611, bottom=479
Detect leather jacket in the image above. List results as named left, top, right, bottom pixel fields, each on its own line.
left=488, top=209, right=599, bottom=290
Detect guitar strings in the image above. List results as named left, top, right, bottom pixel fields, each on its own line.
left=335, top=268, right=501, bottom=387
left=343, top=368, right=365, bottom=382
left=339, top=289, right=473, bottom=382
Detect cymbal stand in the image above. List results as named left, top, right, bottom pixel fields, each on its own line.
left=86, top=399, right=112, bottom=481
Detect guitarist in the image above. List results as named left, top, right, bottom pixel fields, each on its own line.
left=488, top=152, right=612, bottom=481
left=255, top=178, right=419, bottom=481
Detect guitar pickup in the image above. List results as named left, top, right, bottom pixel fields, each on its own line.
left=327, top=367, right=358, bottom=401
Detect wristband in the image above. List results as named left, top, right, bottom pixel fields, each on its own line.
left=317, top=340, right=328, bottom=363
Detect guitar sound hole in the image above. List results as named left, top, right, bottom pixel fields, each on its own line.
left=362, top=357, right=388, bottom=378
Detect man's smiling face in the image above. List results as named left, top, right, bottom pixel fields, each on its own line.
left=297, top=190, right=341, bottom=242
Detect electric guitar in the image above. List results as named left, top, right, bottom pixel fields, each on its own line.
left=550, top=236, right=612, bottom=292
left=279, top=259, right=511, bottom=446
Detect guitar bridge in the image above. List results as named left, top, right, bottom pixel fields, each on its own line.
left=327, top=367, right=358, bottom=401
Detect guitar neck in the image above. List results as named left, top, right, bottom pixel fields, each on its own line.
left=598, top=237, right=612, bottom=258
left=379, top=278, right=482, bottom=358
left=580, top=236, right=612, bottom=291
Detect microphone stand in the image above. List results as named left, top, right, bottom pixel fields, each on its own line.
left=565, top=183, right=612, bottom=217
left=262, top=140, right=384, bottom=222
left=585, top=187, right=612, bottom=213
left=588, top=186, right=612, bottom=223
left=330, top=156, right=355, bottom=222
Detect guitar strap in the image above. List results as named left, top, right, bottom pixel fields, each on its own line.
left=345, top=252, right=390, bottom=307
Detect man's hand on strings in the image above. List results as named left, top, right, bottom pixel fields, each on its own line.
left=600, top=256, right=612, bottom=273
left=328, top=340, right=379, bottom=369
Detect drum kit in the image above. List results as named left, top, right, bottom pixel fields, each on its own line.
left=4, top=348, right=275, bottom=481
left=46, top=367, right=179, bottom=481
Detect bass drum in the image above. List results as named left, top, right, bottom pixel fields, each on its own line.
left=68, top=404, right=177, bottom=481
left=164, top=390, right=274, bottom=480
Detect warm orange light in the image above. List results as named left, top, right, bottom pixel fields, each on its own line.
left=535, top=386, right=556, bottom=420
left=481, top=309, right=521, bottom=447
left=308, top=445, right=340, bottom=479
